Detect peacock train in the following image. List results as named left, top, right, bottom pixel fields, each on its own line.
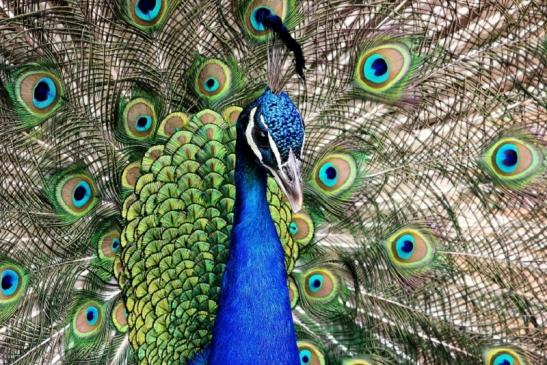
left=0, top=1, right=545, bottom=364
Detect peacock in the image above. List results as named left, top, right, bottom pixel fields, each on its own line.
left=0, top=0, right=545, bottom=364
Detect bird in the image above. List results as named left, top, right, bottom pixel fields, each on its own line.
left=0, top=1, right=545, bottom=364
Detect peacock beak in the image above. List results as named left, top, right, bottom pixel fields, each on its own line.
left=271, top=150, right=303, bottom=213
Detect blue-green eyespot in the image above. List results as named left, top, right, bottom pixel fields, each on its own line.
left=195, top=60, right=233, bottom=102
left=312, top=153, right=357, bottom=196
left=481, top=136, right=544, bottom=189
left=126, top=0, right=168, bottom=30
left=385, top=227, right=436, bottom=272
left=121, top=98, right=158, bottom=141
left=0, top=263, right=28, bottom=304
left=483, top=347, right=528, bottom=365
left=355, top=43, right=412, bottom=94
left=6, top=66, right=64, bottom=127
left=297, top=341, right=325, bottom=365
left=288, top=212, right=314, bottom=246
left=98, top=229, right=122, bottom=260
left=72, top=301, right=104, bottom=338
left=243, top=0, right=294, bottom=41
left=55, top=173, right=98, bottom=219
left=302, top=268, right=338, bottom=302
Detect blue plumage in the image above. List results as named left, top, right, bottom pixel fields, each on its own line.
left=255, top=90, right=305, bottom=161
left=208, top=90, right=304, bottom=364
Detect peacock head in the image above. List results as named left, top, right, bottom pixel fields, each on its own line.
left=240, top=89, right=305, bottom=212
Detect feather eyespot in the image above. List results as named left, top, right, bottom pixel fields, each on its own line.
left=8, top=67, right=64, bottom=127
left=0, top=263, right=28, bottom=321
left=73, top=301, right=104, bottom=337
left=0, top=264, right=27, bottom=303
left=302, top=268, right=338, bottom=302
left=484, top=347, right=528, bottom=365
left=121, top=98, right=158, bottom=141
left=244, top=0, right=290, bottom=40
left=385, top=227, right=435, bottom=272
left=355, top=43, right=412, bottom=99
left=195, top=60, right=233, bottom=102
left=98, top=230, right=122, bottom=260
left=298, top=341, right=325, bottom=365
left=289, top=212, right=314, bottom=246
left=0, top=270, right=19, bottom=297
left=112, top=300, right=129, bottom=333
left=481, top=136, right=543, bottom=189
left=127, top=0, right=168, bottom=30
left=55, top=173, right=98, bottom=219
left=312, top=153, right=357, bottom=196
left=19, top=72, right=61, bottom=112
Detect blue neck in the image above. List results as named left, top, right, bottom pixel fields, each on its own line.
left=208, top=138, right=299, bottom=365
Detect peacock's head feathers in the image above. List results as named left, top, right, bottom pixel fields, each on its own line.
left=241, top=89, right=305, bottom=211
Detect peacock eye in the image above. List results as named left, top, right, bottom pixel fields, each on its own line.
left=121, top=97, right=158, bottom=141
left=302, top=268, right=338, bottom=302
left=56, top=173, right=98, bottom=219
left=20, top=73, right=61, bottom=112
left=484, top=347, right=526, bottom=365
left=355, top=42, right=412, bottom=98
left=194, top=59, right=233, bottom=102
left=297, top=341, right=325, bottom=365
left=480, top=136, right=543, bottom=189
left=85, top=306, right=99, bottom=326
left=250, top=6, right=272, bottom=32
left=73, top=301, right=104, bottom=337
left=244, top=0, right=291, bottom=40
left=135, top=115, right=153, bottom=132
left=1, top=269, right=20, bottom=298
left=312, top=153, right=357, bottom=196
left=385, top=227, right=435, bottom=273
left=394, top=234, right=417, bottom=261
left=98, top=230, right=122, bottom=260
left=0, top=263, right=28, bottom=308
left=9, top=68, right=64, bottom=127
left=127, top=0, right=167, bottom=30
left=319, top=162, right=339, bottom=188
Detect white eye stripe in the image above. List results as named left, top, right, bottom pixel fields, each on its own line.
left=246, top=107, right=263, bottom=162
left=269, top=134, right=282, bottom=167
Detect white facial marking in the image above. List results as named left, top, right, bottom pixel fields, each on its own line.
left=269, top=134, right=283, bottom=168
left=246, top=107, right=263, bottom=162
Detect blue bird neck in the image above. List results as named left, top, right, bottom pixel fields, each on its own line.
left=208, top=130, right=299, bottom=364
